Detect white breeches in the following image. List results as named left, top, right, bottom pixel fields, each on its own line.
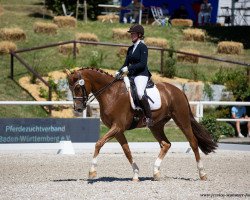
left=134, top=75, right=148, bottom=100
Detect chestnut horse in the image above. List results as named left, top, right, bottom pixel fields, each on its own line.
left=66, top=67, right=217, bottom=181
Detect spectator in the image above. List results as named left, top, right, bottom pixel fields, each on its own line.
left=123, top=0, right=144, bottom=24
left=231, top=97, right=250, bottom=138
left=198, top=0, right=212, bottom=26
left=171, top=5, right=188, bottom=20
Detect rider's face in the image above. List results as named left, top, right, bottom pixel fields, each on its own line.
left=130, top=32, right=139, bottom=43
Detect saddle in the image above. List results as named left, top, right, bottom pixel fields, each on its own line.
left=129, top=76, right=155, bottom=108
left=123, top=76, right=161, bottom=129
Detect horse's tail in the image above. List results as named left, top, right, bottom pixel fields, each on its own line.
left=185, top=96, right=218, bottom=155
left=190, top=115, right=218, bottom=155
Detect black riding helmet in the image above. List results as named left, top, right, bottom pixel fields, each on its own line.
left=127, top=24, right=144, bottom=36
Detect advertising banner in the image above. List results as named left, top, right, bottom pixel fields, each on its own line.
left=0, top=118, right=100, bottom=143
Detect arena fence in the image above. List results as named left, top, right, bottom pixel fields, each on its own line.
left=8, top=40, right=250, bottom=114
left=1, top=101, right=250, bottom=122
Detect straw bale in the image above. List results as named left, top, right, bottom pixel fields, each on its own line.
left=0, top=28, right=26, bottom=41
left=53, top=16, right=77, bottom=28
left=58, top=43, right=80, bottom=55
left=75, top=33, right=99, bottom=42
left=112, top=28, right=130, bottom=39
left=183, top=28, right=205, bottom=42
left=171, top=19, right=193, bottom=27
left=217, top=41, right=243, bottom=55
left=33, top=22, right=58, bottom=35
left=144, top=37, right=168, bottom=48
left=0, top=41, right=17, bottom=54
left=97, top=14, right=119, bottom=23
left=177, top=48, right=200, bottom=63
left=117, top=47, right=127, bottom=58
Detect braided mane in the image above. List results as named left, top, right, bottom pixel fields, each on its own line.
left=80, top=67, right=114, bottom=77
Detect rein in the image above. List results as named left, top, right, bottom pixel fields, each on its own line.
left=87, top=78, right=119, bottom=104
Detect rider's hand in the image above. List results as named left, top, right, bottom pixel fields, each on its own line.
left=115, top=71, right=121, bottom=79
left=121, top=66, right=128, bottom=73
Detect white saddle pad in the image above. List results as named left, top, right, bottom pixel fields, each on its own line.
left=123, top=76, right=161, bottom=111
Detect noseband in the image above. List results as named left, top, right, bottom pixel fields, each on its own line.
left=71, top=73, right=88, bottom=111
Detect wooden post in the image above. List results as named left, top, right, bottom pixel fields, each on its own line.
left=76, top=0, right=79, bottom=20
left=73, top=41, right=76, bottom=60
left=160, top=49, right=164, bottom=74
left=10, top=52, right=14, bottom=79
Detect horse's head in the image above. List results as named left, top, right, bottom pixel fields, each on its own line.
left=65, top=69, right=90, bottom=113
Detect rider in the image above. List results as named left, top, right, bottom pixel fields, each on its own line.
left=116, top=24, right=153, bottom=127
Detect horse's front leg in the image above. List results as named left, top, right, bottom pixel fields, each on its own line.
left=89, top=124, right=122, bottom=179
left=115, top=133, right=140, bottom=182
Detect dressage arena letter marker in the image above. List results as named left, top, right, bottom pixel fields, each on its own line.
left=57, top=140, right=75, bottom=155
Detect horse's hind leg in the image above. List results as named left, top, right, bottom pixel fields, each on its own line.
left=89, top=124, right=123, bottom=179
left=172, top=114, right=207, bottom=180
left=150, top=121, right=171, bottom=181
left=115, top=133, right=140, bottom=182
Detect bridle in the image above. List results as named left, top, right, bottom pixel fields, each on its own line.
left=70, top=72, right=119, bottom=112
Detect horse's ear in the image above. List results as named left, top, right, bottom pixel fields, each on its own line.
left=64, top=69, right=71, bottom=77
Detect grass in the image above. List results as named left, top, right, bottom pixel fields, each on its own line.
left=100, top=124, right=186, bottom=142
left=0, top=0, right=249, bottom=141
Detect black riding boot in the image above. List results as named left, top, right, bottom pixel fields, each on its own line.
left=140, top=95, right=153, bottom=127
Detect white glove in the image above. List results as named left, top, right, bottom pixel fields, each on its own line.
left=121, top=66, right=128, bottom=73
left=115, top=71, right=120, bottom=76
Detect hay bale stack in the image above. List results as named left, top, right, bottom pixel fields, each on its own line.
left=97, top=14, right=119, bottom=23
left=217, top=41, right=244, bottom=54
left=145, top=37, right=168, bottom=48
left=117, top=47, right=127, bottom=58
left=53, top=16, right=77, bottom=28
left=58, top=43, right=80, bottom=55
left=33, top=22, right=58, bottom=35
left=0, top=41, right=17, bottom=54
left=0, top=28, right=26, bottom=41
left=171, top=19, right=193, bottom=27
left=112, top=28, right=130, bottom=39
left=75, top=33, right=99, bottom=42
left=177, top=48, right=200, bottom=63
left=183, top=28, right=205, bottom=42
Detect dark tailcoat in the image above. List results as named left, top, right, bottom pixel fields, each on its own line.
left=120, top=41, right=151, bottom=77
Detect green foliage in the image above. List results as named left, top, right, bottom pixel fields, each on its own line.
left=190, top=65, right=199, bottom=81
left=203, top=82, right=214, bottom=100
left=39, top=77, right=65, bottom=100
left=62, top=56, right=77, bottom=69
left=201, top=116, right=235, bottom=141
left=212, top=67, right=250, bottom=99
left=88, top=50, right=107, bottom=68
left=29, top=53, right=48, bottom=84
left=162, top=43, right=176, bottom=78
left=39, top=87, right=49, bottom=99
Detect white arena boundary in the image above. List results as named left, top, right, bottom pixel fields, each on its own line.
left=0, top=142, right=250, bottom=153
left=0, top=100, right=250, bottom=121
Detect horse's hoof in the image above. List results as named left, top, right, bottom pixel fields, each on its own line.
left=200, top=174, right=207, bottom=181
left=88, top=171, right=97, bottom=179
left=132, top=178, right=140, bottom=182
left=153, top=172, right=161, bottom=181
